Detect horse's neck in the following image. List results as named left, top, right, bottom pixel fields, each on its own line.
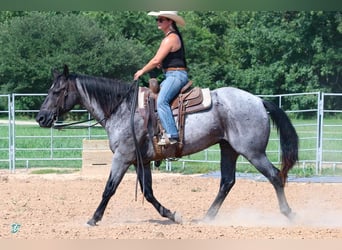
left=85, top=100, right=106, bottom=123
left=75, top=80, right=107, bottom=125
left=75, top=77, right=132, bottom=128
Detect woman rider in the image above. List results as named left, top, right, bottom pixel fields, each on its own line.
left=134, top=11, right=188, bottom=145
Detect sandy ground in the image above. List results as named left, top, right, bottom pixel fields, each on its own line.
left=0, top=168, right=341, bottom=239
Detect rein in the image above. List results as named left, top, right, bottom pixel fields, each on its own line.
left=53, top=118, right=102, bottom=130
left=130, top=80, right=145, bottom=202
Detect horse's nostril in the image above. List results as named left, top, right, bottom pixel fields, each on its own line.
left=36, top=115, right=41, bottom=122
left=35, top=112, right=51, bottom=127
left=36, top=114, right=44, bottom=123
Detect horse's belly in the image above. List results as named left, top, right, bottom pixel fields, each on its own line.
left=182, top=110, right=222, bottom=155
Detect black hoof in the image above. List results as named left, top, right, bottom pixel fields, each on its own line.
left=87, top=218, right=97, bottom=226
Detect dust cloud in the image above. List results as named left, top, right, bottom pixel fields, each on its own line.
left=206, top=203, right=342, bottom=228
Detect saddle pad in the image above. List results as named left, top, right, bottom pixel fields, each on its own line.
left=201, top=88, right=211, bottom=108
left=138, top=87, right=147, bottom=110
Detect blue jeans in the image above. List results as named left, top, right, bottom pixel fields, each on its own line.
left=157, top=70, right=188, bottom=139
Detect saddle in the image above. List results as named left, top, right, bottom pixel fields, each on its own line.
left=138, top=78, right=212, bottom=158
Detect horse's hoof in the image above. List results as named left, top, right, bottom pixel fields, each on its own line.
left=286, top=211, right=296, bottom=221
left=281, top=207, right=296, bottom=221
left=87, top=218, right=97, bottom=226
left=173, top=212, right=183, bottom=224
left=202, top=215, right=215, bottom=224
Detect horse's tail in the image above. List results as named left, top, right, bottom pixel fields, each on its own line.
left=263, top=100, right=299, bottom=184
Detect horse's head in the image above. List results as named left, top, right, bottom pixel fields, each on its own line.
left=36, top=65, right=79, bottom=128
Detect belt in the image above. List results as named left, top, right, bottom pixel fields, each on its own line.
left=163, top=67, right=187, bottom=72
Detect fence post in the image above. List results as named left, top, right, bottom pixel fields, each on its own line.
left=9, top=94, right=15, bottom=173
left=317, top=92, right=324, bottom=175
left=278, top=95, right=282, bottom=164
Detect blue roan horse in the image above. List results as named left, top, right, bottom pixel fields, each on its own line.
left=36, top=65, right=299, bottom=226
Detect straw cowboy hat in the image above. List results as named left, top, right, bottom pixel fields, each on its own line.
left=148, top=11, right=185, bottom=26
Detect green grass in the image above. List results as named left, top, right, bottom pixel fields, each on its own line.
left=0, top=123, right=107, bottom=169
left=0, top=118, right=341, bottom=177
left=30, top=168, right=79, bottom=174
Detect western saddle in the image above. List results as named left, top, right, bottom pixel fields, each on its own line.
left=138, top=78, right=211, bottom=158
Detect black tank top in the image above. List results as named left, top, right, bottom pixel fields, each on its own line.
left=162, top=32, right=186, bottom=69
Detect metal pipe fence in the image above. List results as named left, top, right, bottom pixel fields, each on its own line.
left=0, top=94, right=11, bottom=170
left=0, top=92, right=341, bottom=174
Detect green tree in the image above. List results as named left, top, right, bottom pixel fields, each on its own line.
left=0, top=11, right=28, bottom=23
left=0, top=11, right=341, bottom=113
left=0, top=11, right=148, bottom=94
left=224, top=11, right=341, bottom=96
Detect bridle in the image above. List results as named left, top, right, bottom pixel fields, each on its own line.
left=53, top=76, right=136, bottom=130
left=52, top=76, right=101, bottom=129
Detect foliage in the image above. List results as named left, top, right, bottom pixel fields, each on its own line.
left=0, top=11, right=341, bottom=113
left=0, top=11, right=148, bottom=95
left=225, top=12, right=342, bottom=95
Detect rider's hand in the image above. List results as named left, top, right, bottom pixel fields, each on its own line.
left=134, top=69, right=144, bottom=81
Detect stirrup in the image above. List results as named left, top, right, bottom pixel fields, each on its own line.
left=157, top=137, right=178, bottom=146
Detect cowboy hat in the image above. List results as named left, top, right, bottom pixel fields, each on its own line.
left=148, top=11, right=185, bottom=26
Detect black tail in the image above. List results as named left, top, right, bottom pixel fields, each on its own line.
left=263, top=100, right=299, bottom=184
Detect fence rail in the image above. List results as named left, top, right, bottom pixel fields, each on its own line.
left=0, top=92, right=341, bottom=174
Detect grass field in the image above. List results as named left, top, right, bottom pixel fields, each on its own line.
left=0, top=118, right=341, bottom=177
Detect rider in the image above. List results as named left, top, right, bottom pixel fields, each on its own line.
left=134, top=11, right=188, bottom=145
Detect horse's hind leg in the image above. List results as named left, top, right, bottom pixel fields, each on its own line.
left=249, top=155, right=293, bottom=218
left=136, top=163, right=181, bottom=223
left=205, top=141, right=238, bottom=220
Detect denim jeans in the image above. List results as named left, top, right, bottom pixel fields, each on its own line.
left=157, top=70, right=188, bottom=138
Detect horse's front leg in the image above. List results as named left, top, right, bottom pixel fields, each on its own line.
left=87, top=156, right=130, bottom=226
left=136, top=163, right=182, bottom=224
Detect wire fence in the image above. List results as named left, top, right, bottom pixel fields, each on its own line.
left=0, top=92, right=341, bottom=175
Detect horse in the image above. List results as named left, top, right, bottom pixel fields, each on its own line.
left=36, top=65, right=299, bottom=226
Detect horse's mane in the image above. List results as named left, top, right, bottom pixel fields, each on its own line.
left=71, top=74, right=135, bottom=118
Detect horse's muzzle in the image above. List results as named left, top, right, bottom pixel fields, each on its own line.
left=36, top=110, right=57, bottom=128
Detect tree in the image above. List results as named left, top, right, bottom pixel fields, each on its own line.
left=222, top=11, right=341, bottom=95
left=0, top=11, right=148, bottom=94
left=0, top=11, right=341, bottom=113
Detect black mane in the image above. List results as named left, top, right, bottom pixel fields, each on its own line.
left=71, top=74, right=135, bottom=118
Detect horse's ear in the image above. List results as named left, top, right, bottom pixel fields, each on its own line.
left=52, top=68, right=59, bottom=79
left=63, top=64, right=69, bottom=78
